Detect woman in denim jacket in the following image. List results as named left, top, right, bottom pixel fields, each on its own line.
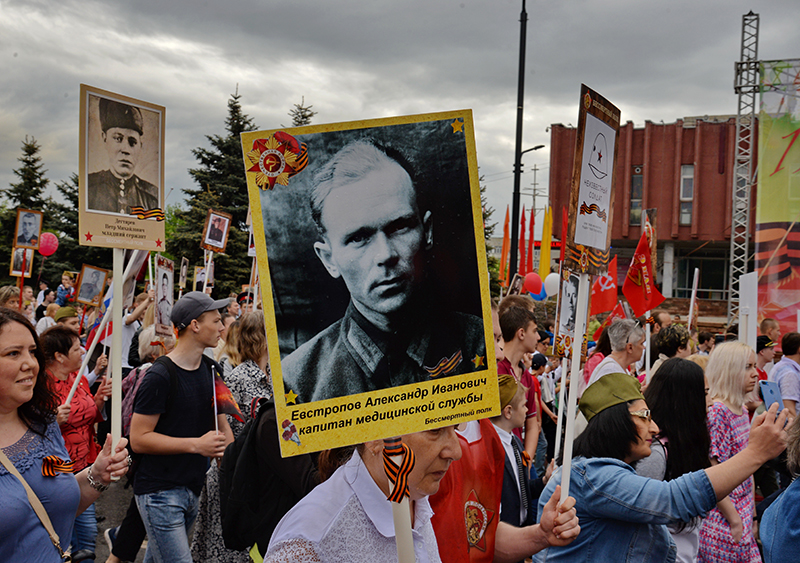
left=535, top=372, right=787, bottom=563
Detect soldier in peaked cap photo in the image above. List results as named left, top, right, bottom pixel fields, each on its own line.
left=87, top=97, right=160, bottom=215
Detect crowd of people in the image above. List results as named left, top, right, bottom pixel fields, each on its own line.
left=1, top=268, right=799, bottom=563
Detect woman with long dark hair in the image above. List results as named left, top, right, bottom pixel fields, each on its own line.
left=636, top=357, right=711, bottom=562
left=0, top=308, right=128, bottom=561
left=535, top=372, right=788, bottom=562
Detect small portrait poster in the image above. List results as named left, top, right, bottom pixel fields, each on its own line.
left=15, top=209, right=43, bottom=250
left=247, top=226, right=256, bottom=257
left=242, top=110, right=497, bottom=456
left=9, top=247, right=34, bottom=278
left=194, top=265, right=214, bottom=291
left=76, top=265, right=110, bottom=306
left=506, top=273, right=524, bottom=297
left=79, top=84, right=166, bottom=251
left=553, top=269, right=590, bottom=359
left=563, top=84, right=621, bottom=276
left=201, top=209, right=232, bottom=253
left=155, top=255, right=174, bottom=336
left=178, top=257, right=189, bottom=290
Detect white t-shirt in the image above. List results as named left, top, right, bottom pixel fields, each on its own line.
left=121, top=312, right=140, bottom=369
left=586, top=356, right=627, bottom=390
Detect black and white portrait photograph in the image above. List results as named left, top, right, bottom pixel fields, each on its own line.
left=507, top=273, right=524, bottom=297
left=76, top=265, right=109, bottom=306
left=85, top=94, right=161, bottom=216
left=15, top=209, right=42, bottom=250
left=178, top=257, right=189, bottom=289
left=155, top=255, right=174, bottom=335
left=201, top=209, right=231, bottom=253
left=10, top=247, right=34, bottom=278
left=246, top=115, right=491, bottom=405
left=558, top=272, right=580, bottom=336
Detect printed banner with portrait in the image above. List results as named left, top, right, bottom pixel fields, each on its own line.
left=242, top=110, right=497, bottom=455
left=201, top=209, right=232, bottom=254
left=76, top=264, right=109, bottom=306
left=79, top=84, right=166, bottom=251
left=755, top=59, right=800, bottom=336
left=9, top=247, right=34, bottom=278
left=155, top=255, right=174, bottom=336
left=563, top=84, right=620, bottom=276
left=15, top=209, right=43, bottom=250
left=178, top=257, right=189, bottom=290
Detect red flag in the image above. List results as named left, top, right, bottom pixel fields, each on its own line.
left=622, top=228, right=665, bottom=317
left=499, top=206, right=510, bottom=285
left=525, top=209, right=535, bottom=275
left=593, top=301, right=626, bottom=341
left=214, top=373, right=244, bottom=422
left=560, top=206, right=568, bottom=263
left=518, top=205, right=527, bottom=276
left=590, top=256, right=618, bottom=315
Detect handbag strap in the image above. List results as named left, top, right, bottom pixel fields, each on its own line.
left=0, top=447, right=68, bottom=560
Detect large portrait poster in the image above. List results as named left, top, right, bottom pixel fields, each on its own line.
left=563, top=85, right=620, bottom=275
left=242, top=110, right=497, bottom=455
left=756, top=60, right=800, bottom=337
left=79, top=84, right=166, bottom=251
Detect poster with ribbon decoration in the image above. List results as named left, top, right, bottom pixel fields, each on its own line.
left=241, top=110, right=498, bottom=456
left=78, top=84, right=166, bottom=251
left=563, top=84, right=620, bottom=276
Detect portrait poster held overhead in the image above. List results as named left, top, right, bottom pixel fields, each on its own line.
left=154, top=255, right=174, bottom=336
left=242, top=110, right=498, bottom=456
left=178, top=256, right=189, bottom=290
left=76, top=264, right=110, bottom=306
left=201, top=209, right=232, bottom=254
left=559, top=85, right=621, bottom=502
left=14, top=209, right=43, bottom=250
left=9, top=247, right=34, bottom=278
left=78, top=84, right=166, bottom=252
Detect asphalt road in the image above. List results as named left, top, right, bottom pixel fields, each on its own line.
left=92, top=479, right=146, bottom=563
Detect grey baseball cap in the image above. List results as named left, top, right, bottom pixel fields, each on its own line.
left=171, top=291, right=230, bottom=330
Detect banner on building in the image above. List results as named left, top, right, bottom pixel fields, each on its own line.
left=755, top=60, right=800, bottom=337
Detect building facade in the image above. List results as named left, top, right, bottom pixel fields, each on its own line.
left=548, top=116, right=757, bottom=301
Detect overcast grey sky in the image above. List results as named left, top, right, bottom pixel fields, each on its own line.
left=2, top=0, right=798, bottom=236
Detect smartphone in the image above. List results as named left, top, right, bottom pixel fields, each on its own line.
left=759, top=380, right=785, bottom=411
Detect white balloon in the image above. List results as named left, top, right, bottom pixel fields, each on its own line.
left=544, top=272, right=560, bottom=297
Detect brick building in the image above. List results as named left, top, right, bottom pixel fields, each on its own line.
left=548, top=116, right=756, bottom=304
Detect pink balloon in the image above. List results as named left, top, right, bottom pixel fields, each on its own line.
left=38, top=232, right=59, bottom=257
left=523, top=272, right=542, bottom=295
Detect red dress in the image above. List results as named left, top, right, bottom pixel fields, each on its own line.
left=49, top=371, right=103, bottom=471
left=430, top=419, right=504, bottom=563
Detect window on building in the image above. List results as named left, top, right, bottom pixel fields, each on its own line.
left=630, top=167, right=643, bottom=225
left=680, top=164, right=694, bottom=225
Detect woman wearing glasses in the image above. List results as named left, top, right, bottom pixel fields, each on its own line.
left=698, top=342, right=762, bottom=562
left=533, top=371, right=787, bottom=562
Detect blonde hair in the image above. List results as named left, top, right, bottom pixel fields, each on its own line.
left=46, top=303, right=60, bottom=317
left=706, top=341, right=754, bottom=407
left=142, top=303, right=155, bottom=328
left=220, top=320, right=242, bottom=368
left=686, top=353, right=709, bottom=371
left=237, top=311, right=268, bottom=364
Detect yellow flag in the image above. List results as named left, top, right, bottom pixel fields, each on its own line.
left=539, top=206, right=552, bottom=279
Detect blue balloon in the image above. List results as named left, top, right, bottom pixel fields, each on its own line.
left=529, top=285, right=547, bottom=301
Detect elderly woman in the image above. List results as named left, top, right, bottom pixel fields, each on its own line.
left=265, top=427, right=463, bottom=562
left=534, top=371, right=788, bottom=562
left=0, top=308, right=128, bottom=562
left=761, top=417, right=800, bottom=562
left=41, top=325, right=112, bottom=559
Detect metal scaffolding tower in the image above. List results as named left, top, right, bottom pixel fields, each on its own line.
left=728, top=11, right=760, bottom=323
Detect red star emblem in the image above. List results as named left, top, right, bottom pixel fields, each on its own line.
left=84, top=232, right=93, bottom=242
left=155, top=238, right=163, bottom=248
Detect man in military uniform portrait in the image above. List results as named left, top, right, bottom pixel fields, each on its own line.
left=17, top=212, right=40, bottom=246
left=156, top=272, right=173, bottom=327
left=87, top=98, right=159, bottom=215
left=281, top=139, right=486, bottom=404
left=79, top=269, right=104, bottom=303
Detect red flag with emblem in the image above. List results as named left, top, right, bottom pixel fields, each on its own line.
left=590, top=256, right=618, bottom=315
left=593, top=300, right=626, bottom=340
left=214, top=374, right=244, bottom=422
left=499, top=206, right=510, bottom=286
left=518, top=205, right=527, bottom=276
left=622, top=229, right=665, bottom=318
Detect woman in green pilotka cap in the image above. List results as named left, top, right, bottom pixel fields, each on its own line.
left=534, top=372, right=788, bottom=563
